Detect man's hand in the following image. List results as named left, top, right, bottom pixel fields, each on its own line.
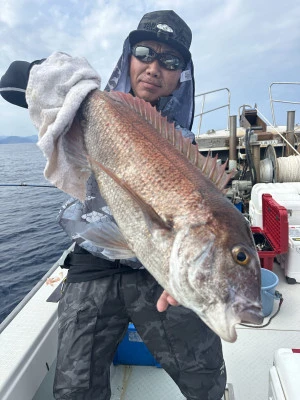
left=156, top=290, right=180, bottom=312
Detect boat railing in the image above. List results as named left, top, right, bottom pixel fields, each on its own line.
left=269, top=82, right=300, bottom=127
left=194, top=87, right=231, bottom=136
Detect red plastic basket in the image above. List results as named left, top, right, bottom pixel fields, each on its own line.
left=251, top=193, right=288, bottom=270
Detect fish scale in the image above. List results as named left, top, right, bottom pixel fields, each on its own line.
left=83, top=92, right=203, bottom=215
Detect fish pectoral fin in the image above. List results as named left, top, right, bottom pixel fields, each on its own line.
left=89, top=157, right=172, bottom=232
left=75, top=223, right=136, bottom=259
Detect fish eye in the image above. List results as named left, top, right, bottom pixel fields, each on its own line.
left=232, top=246, right=250, bottom=266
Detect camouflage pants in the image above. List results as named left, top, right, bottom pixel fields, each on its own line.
left=53, top=269, right=226, bottom=399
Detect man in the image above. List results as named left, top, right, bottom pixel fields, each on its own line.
left=0, top=10, right=226, bottom=400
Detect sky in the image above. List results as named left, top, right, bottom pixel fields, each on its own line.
left=0, top=0, right=300, bottom=137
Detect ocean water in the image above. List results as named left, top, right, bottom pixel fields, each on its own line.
left=0, top=143, right=72, bottom=324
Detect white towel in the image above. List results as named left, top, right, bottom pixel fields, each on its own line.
left=26, top=51, right=101, bottom=201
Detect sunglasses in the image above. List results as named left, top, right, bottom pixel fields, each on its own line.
left=131, top=45, right=186, bottom=71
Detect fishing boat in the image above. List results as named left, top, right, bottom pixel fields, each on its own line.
left=1, top=82, right=300, bottom=400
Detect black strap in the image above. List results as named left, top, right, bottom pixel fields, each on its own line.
left=64, top=251, right=122, bottom=269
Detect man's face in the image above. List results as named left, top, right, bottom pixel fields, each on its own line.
left=129, top=40, right=183, bottom=105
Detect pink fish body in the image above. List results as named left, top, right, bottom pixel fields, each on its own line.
left=69, top=90, right=263, bottom=342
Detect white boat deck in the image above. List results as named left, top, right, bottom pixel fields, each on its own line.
left=222, top=262, right=300, bottom=400
left=0, top=260, right=299, bottom=400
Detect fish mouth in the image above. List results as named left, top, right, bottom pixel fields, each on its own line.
left=233, top=298, right=264, bottom=326
left=199, top=300, right=263, bottom=343
left=239, top=305, right=264, bottom=325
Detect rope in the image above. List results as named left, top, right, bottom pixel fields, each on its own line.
left=253, top=107, right=300, bottom=182
left=277, top=155, right=300, bottom=182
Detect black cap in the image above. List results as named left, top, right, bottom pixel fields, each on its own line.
left=129, top=10, right=192, bottom=63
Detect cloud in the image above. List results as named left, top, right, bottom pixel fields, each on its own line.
left=1, top=0, right=300, bottom=137
left=0, top=0, right=23, bottom=28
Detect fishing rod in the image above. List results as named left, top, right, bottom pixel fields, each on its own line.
left=0, top=183, right=56, bottom=188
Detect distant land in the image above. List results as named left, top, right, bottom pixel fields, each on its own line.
left=0, top=135, right=38, bottom=144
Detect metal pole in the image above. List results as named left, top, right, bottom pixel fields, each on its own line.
left=252, top=144, right=261, bottom=184
left=229, top=115, right=237, bottom=171
left=285, top=111, right=295, bottom=156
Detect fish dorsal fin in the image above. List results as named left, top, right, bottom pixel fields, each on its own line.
left=108, top=91, right=234, bottom=191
